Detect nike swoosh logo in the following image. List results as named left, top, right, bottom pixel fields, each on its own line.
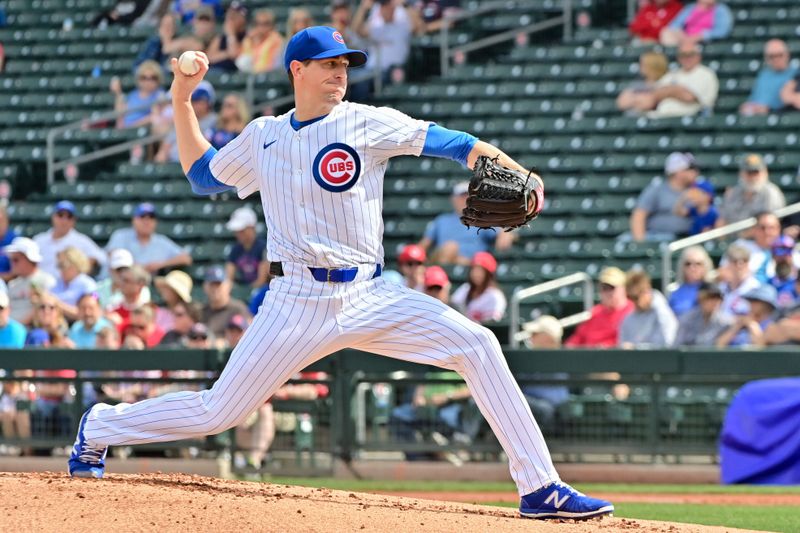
left=263, top=140, right=276, bottom=149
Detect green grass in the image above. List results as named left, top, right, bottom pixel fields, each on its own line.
left=492, top=501, right=799, bottom=533
left=267, top=477, right=800, bottom=495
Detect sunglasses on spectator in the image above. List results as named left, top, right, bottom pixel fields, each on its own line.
left=730, top=258, right=748, bottom=265
left=401, top=261, right=423, bottom=267
left=196, top=15, right=212, bottom=22
left=128, top=324, right=147, bottom=331
left=55, top=210, right=74, bottom=219
left=425, top=285, right=443, bottom=291
left=683, top=261, right=704, bottom=267
left=766, top=53, right=787, bottom=59
left=138, top=75, right=159, bottom=82
left=599, top=283, right=616, bottom=292
left=173, top=310, right=187, bottom=317
left=56, top=262, right=69, bottom=270
left=189, top=333, right=208, bottom=340
left=37, top=304, right=56, bottom=311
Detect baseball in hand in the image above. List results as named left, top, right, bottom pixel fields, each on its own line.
left=178, top=51, right=201, bottom=76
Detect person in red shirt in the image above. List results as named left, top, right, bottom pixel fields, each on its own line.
left=564, top=267, right=634, bottom=347
left=629, top=0, right=683, bottom=42
left=122, top=305, right=165, bottom=348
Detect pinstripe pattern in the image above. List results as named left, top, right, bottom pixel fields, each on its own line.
left=81, top=100, right=560, bottom=497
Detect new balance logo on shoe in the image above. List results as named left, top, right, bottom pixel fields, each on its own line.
left=544, top=490, right=571, bottom=509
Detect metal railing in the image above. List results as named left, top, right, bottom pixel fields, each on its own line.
left=439, top=0, right=573, bottom=77
left=660, top=201, right=800, bottom=296
left=509, top=271, right=594, bottom=348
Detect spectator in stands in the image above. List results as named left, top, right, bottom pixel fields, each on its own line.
left=173, top=0, right=223, bottom=24
left=163, top=5, right=219, bottom=55
left=133, top=12, right=178, bottom=70
left=0, top=379, right=31, bottom=453
left=109, top=265, right=151, bottom=328
left=96, top=249, right=151, bottom=310
left=616, top=51, right=669, bottom=114
left=68, top=293, right=113, bottom=349
left=209, top=93, right=251, bottom=150
left=0, top=291, right=26, bottom=348
left=184, top=322, right=212, bottom=349
left=0, top=204, right=18, bottom=278
left=718, top=243, right=761, bottom=319
left=717, top=285, right=777, bottom=347
left=420, top=182, right=514, bottom=264
left=92, top=0, right=151, bottom=28
left=224, top=314, right=248, bottom=349
left=111, top=61, right=166, bottom=129
left=675, top=281, right=731, bottom=346
left=423, top=265, right=450, bottom=304
left=154, top=269, right=193, bottom=332
left=159, top=301, right=200, bottom=347
left=619, top=270, right=678, bottom=347
left=397, top=244, right=426, bottom=290
left=5, top=238, right=56, bottom=324
left=764, top=309, right=800, bottom=346
left=520, top=315, right=569, bottom=432
left=97, top=325, right=121, bottom=350
left=628, top=0, right=683, bottom=42
left=659, top=0, right=733, bottom=46
left=105, top=202, right=192, bottom=274
left=769, top=236, right=798, bottom=309
left=717, top=154, right=785, bottom=227
left=626, top=152, right=697, bottom=242
left=330, top=0, right=365, bottom=46
left=236, top=8, right=284, bottom=74
left=669, top=245, right=713, bottom=316
left=285, top=7, right=315, bottom=39
left=201, top=265, right=252, bottom=337
left=673, top=179, right=718, bottom=236
left=779, top=58, right=800, bottom=111
left=27, top=292, right=74, bottom=348
left=206, top=1, right=248, bottom=73
left=740, top=39, right=795, bottom=116
left=156, top=81, right=217, bottom=162
left=52, top=247, right=98, bottom=321
left=225, top=206, right=267, bottom=287
left=33, top=200, right=107, bottom=278
left=415, top=0, right=461, bottom=33
left=720, top=212, right=781, bottom=284
left=451, top=252, right=506, bottom=323
left=645, top=41, right=719, bottom=118
left=565, top=267, right=633, bottom=347
left=352, top=0, right=424, bottom=98
left=123, top=305, right=165, bottom=348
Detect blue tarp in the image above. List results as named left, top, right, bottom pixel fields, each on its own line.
left=720, top=377, right=800, bottom=484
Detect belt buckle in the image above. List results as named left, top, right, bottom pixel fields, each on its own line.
left=327, top=269, right=333, bottom=283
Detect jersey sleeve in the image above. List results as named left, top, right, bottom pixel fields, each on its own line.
left=362, top=105, right=430, bottom=160
left=209, top=119, right=260, bottom=199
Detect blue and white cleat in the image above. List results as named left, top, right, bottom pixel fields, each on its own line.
left=68, top=410, right=108, bottom=478
left=519, top=481, right=614, bottom=519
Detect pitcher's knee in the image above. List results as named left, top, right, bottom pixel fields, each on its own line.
left=456, top=324, right=503, bottom=368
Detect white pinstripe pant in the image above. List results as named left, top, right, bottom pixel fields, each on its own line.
left=84, top=263, right=559, bottom=495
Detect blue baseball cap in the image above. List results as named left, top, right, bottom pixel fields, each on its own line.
left=743, top=284, right=778, bottom=309
left=692, top=179, right=715, bottom=197
left=54, top=200, right=76, bottom=215
left=284, top=26, right=367, bottom=72
left=771, top=235, right=795, bottom=257
left=204, top=265, right=227, bottom=283
left=134, top=202, right=156, bottom=217
left=191, top=80, right=216, bottom=104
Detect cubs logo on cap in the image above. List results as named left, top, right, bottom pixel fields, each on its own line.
left=332, top=31, right=345, bottom=44
left=312, top=143, right=361, bottom=192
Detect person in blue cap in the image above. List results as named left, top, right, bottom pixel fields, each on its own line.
left=716, top=284, right=778, bottom=347
left=67, top=27, right=615, bottom=521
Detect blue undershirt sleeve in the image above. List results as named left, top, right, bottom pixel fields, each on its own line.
left=186, top=147, right=235, bottom=195
left=421, top=123, right=479, bottom=168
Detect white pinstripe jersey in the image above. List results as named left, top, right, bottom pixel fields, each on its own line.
left=210, top=101, right=429, bottom=268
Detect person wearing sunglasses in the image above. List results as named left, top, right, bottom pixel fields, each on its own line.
left=122, top=304, right=165, bottom=348
left=26, top=292, right=74, bottom=349
left=110, top=60, right=166, bottom=129
left=718, top=244, right=762, bottom=320
left=163, top=5, right=219, bottom=57
left=4, top=237, right=55, bottom=325
left=740, top=39, right=795, bottom=116
left=719, top=212, right=782, bottom=285
left=397, top=244, right=426, bottom=291
left=564, top=267, right=634, bottom=348
left=669, top=245, right=713, bottom=317
left=236, top=8, right=284, bottom=74
left=33, top=200, right=107, bottom=279
left=717, top=155, right=785, bottom=227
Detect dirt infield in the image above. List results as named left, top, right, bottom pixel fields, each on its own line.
left=0, top=472, right=758, bottom=533
left=375, top=490, right=800, bottom=507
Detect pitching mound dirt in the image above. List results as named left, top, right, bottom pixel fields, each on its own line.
left=0, top=472, right=755, bottom=532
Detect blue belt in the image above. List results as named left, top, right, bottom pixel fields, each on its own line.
left=308, top=264, right=382, bottom=282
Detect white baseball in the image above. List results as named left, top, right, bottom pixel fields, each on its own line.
left=178, top=51, right=201, bottom=76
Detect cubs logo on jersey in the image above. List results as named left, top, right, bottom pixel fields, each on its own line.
left=312, top=142, right=361, bottom=192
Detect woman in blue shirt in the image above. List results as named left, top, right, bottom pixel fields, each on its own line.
left=669, top=245, right=713, bottom=316
left=111, top=60, right=166, bottom=129
left=208, top=93, right=251, bottom=150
